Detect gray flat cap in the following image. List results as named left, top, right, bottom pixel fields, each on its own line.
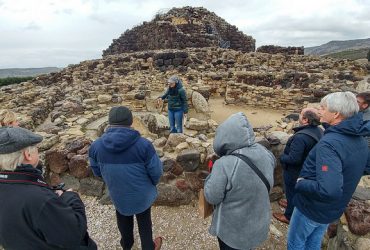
left=0, top=127, right=43, bottom=154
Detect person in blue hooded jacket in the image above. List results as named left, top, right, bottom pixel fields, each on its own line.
left=88, top=106, right=163, bottom=250
left=287, top=92, right=370, bottom=250
left=157, top=75, right=188, bottom=133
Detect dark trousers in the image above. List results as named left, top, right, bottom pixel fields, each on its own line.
left=218, top=238, right=240, bottom=250
left=116, top=207, right=154, bottom=250
left=283, top=170, right=299, bottom=220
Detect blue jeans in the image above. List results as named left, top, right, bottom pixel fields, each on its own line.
left=287, top=208, right=328, bottom=250
left=283, top=170, right=299, bottom=219
left=168, top=109, right=184, bottom=133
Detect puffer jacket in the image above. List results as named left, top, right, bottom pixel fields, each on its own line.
left=89, top=126, right=163, bottom=216
left=204, top=112, right=275, bottom=249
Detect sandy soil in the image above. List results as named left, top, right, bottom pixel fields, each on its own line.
left=208, top=98, right=285, bottom=127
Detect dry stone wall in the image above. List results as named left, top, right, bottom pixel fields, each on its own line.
left=1, top=46, right=369, bottom=206
left=257, top=45, right=304, bottom=55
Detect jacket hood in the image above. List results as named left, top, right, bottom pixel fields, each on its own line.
left=174, top=79, right=183, bottom=90
left=325, top=113, right=370, bottom=136
left=213, top=112, right=255, bottom=156
left=101, top=127, right=140, bottom=152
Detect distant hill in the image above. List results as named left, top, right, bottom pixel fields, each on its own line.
left=0, top=67, right=61, bottom=78
left=305, top=38, right=370, bottom=56
left=323, top=48, right=369, bottom=60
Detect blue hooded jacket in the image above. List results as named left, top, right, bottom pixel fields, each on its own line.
left=88, top=127, right=163, bottom=216
left=294, top=113, right=370, bottom=223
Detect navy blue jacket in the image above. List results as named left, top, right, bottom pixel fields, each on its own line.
left=294, top=113, right=370, bottom=223
left=280, top=125, right=323, bottom=175
left=89, top=126, right=163, bottom=216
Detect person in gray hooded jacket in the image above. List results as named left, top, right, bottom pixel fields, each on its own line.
left=204, top=112, right=275, bottom=250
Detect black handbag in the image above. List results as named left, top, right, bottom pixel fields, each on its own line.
left=231, top=153, right=271, bottom=192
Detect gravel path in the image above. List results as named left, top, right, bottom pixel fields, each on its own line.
left=83, top=195, right=288, bottom=250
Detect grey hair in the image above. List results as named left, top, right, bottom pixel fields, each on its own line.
left=0, top=146, right=37, bottom=171
left=320, top=92, right=359, bottom=118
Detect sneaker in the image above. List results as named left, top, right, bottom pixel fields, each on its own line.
left=154, top=236, right=163, bottom=250
left=273, top=212, right=290, bottom=224
left=278, top=199, right=288, bottom=208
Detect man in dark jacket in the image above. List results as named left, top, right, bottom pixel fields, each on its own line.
left=0, top=127, right=96, bottom=250
left=157, top=75, right=188, bottom=133
left=89, top=106, right=163, bottom=250
left=287, top=92, right=370, bottom=250
left=273, top=108, right=323, bottom=224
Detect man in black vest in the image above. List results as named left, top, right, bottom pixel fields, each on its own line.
left=0, top=127, right=97, bottom=250
left=273, top=108, right=323, bottom=224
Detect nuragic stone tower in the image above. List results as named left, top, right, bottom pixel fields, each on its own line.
left=103, top=6, right=255, bottom=56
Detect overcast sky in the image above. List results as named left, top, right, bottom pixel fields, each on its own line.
left=0, top=0, right=369, bottom=68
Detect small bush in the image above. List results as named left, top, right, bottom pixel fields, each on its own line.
left=367, top=49, right=370, bottom=62
left=0, top=77, right=33, bottom=87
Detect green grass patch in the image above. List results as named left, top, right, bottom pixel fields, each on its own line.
left=0, top=77, right=34, bottom=87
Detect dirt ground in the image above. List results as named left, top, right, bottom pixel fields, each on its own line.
left=208, top=98, right=285, bottom=127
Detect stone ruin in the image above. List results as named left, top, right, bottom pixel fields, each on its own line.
left=256, top=45, right=304, bottom=55
left=103, top=6, right=255, bottom=56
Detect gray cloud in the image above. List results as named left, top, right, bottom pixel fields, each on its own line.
left=1, top=0, right=369, bottom=68
left=23, top=22, right=41, bottom=31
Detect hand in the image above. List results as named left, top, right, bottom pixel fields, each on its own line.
left=156, top=98, right=162, bottom=105
left=183, top=113, right=188, bottom=121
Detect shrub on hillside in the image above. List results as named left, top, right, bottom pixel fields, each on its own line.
left=0, top=77, right=33, bottom=87
left=367, top=49, right=370, bottom=62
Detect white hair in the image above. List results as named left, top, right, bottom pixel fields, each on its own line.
left=320, top=91, right=359, bottom=119
left=0, top=146, right=37, bottom=171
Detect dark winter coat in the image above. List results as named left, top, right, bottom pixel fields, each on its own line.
left=294, top=113, right=370, bottom=223
left=0, top=165, right=96, bottom=250
left=280, top=125, right=323, bottom=176
left=160, top=80, right=188, bottom=113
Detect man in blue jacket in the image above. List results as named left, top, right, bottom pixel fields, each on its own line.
left=273, top=108, right=323, bottom=224
left=287, top=92, right=370, bottom=249
left=89, top=106, right=163, bottom=250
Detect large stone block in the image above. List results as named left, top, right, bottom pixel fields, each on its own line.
left=176, top=149, right=200, bottom=172
left=45, top=149, right=69, bottom=174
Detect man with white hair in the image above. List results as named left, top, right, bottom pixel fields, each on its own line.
left=0, top=127, right=97, bottom=249
left=287, top=92, right=370, bottom=249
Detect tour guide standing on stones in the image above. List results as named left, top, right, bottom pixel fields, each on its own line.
left=287, top=92, right=370, bottom=249
left=204, top=112, right=275, bottom=250
left=0, top=127, right=97, bottom=249
left=157, top=75, right=188, bottom=133
left=88, top=106, right=163, bottom=250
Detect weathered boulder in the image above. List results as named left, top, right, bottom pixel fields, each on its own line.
left=186, top=118, right=209, bottom=131
left=69, top=155, right=90, bottom=179
left=155, top=183, right=193, bottom=206
left=192, top=91, right=210, bottom=114
left=45, top=149, right=69, bottom=174
left=80, top=177, right=104, bottom=197
left=176, top=149, right=200, bottom=172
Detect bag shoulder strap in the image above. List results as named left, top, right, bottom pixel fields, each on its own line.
left=231, top=153, right=271, bottom=192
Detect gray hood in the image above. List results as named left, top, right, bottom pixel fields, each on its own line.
left=213, top=112, right=255, bottom=156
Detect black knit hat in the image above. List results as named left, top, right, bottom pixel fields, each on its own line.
left=0, top=127, right=43, bottom=154
left=108, top=106, right=133, bottom=126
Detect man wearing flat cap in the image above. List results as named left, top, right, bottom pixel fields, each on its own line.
left=0, top=127, right=97, bottom=250
left=89, top=106, right=163, bottom=250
